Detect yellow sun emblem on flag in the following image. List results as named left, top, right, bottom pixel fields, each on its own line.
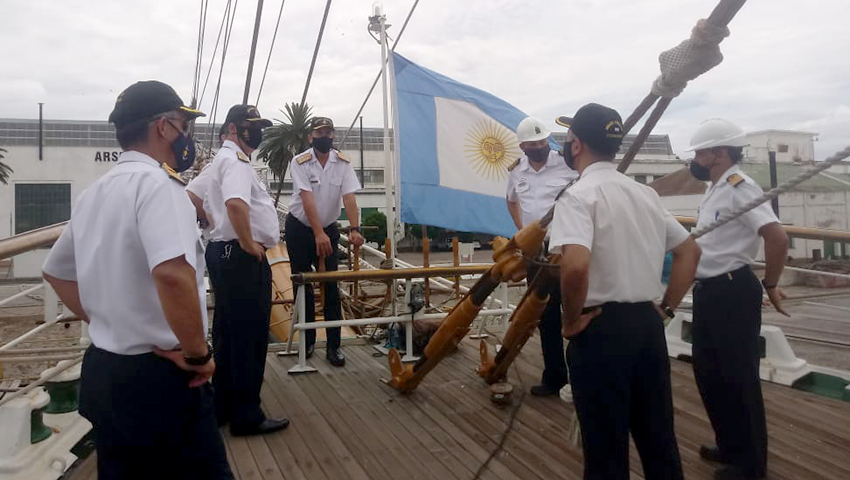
left=464, top=119, right=519, bottom=182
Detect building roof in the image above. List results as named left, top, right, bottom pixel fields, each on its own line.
left=746, top=129, right=819, bottom=137
left=650, top=163, right=850, bottom=196
left=551, top=132, right=674, bottom=156
left=0, top=118, right=672, bottom=156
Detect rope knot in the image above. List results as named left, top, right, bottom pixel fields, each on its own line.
left=651, top=19, right=731, bottom=99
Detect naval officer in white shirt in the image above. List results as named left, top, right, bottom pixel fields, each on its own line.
left=686, top=118, right=788, bottom=480
left=505, top=116, right=578, bottom=397
left=204, top=104, right=289, bottom=436
left=549, top=103, right=701, bottom=480
left=42, top=81, right=233, bottom=480
left=285, top=116, right=365, bottom=367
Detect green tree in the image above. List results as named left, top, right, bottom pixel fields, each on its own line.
left=406, top=223, right=447, bottom=240
left=362, top=211, right=387, bottom=245
left=0, top=148, right=13, bottom=185
left=258, top=102, right=313, bottom=206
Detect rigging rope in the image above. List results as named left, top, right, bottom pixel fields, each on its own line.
left=207, top=0, right=240, bottom=151
left=300, top=0, right=333, bottom=107
left=617, top=0, right=747, bottom=174
left=198, top=0, right=234, bottom=109
left=254, top=0, right=287, bottom=105
left=339, top=0, right=421, bottom=146
left=191, top=0, right=208, bottom=105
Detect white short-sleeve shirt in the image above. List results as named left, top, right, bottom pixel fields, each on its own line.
left=186, top=162, right=215, bottom=235
left=549, top=161, right=690, bottom=307
left=206, top=140, right=280, bottom=247
left=287, top=148, right=361, bottom=228
left=42, top=151, right=207, bottom=355
left=695, top=165, right=780, bottom=278
left=505, top=150, right=578, bottom=228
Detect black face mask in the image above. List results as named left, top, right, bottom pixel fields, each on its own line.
left=524, top=145, right=550, bottom=163
left=166, top=120, right=196, bottom=172
left=688, top=160, right=711, bottom=181
left=240, top=126, right=264, bottom=149
left=312, top=136, right=333, bottom=154
left=562, top=141, right=575, bottom=170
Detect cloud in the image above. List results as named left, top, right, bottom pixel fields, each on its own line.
left=2, top=0, right=848, bottom=159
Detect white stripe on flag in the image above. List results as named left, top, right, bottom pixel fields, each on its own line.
left=435, top=97, right=520, bottom=198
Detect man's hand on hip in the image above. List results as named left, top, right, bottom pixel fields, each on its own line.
left=240, top=239, right=265, bottom=262
left=153, top=347, right=216, bottom=388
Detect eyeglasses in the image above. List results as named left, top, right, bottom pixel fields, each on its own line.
left=152, top=114, right=190, bottom=136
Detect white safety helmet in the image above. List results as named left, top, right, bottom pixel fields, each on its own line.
left=686, top=118, right=748, bottom=151
left=516, top=117, right=550, bottom=143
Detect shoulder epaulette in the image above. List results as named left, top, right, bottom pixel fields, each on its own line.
left=507, top=158, right=521, bottom=172
left=336, top=150, right=350, bottom=162
left=236, top=151, right=250, bottom=163
left=726, top=173, right=745, bottom=187
left=295, top=152, right=312, bottom=164
left=162, top=163, right=187, bottom=185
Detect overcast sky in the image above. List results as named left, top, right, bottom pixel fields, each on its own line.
left=2, top=0, right=848, bottom=159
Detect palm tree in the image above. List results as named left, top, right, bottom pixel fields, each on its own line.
left=258, top=102, right=313, bottom=207
left=0, top=148, right=13, bottom=185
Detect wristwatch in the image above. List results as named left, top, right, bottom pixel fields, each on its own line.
left=350, top=226, right=361, bottom=233
left=659, top=303, right=676, bottom=319
left=761, top=279, right=777, bottom=290
left=184, top=341, right=213, bottom=366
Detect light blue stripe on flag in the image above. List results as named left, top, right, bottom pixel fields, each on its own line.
left=393, top=53, right=539, bottom=237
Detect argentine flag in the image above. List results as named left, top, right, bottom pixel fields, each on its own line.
left=394, top=53, right=541, bottom=237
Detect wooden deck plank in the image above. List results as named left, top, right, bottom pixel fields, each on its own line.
left=224, top=435, right=263, bottom=480
left=264, top=357, right=372, bottom=480
left=340, top=346, right=487, bottom=480
left=293, top=350, right=419, bottom=480
left=343, top=346, right=524, bottom=480
left=256, top=385, right=310, bottom=480
left=245, top=435, right=287, bottom=480
left=431, top=348, right=584, bottom=479
left=61, top=331, right=850, bottom=480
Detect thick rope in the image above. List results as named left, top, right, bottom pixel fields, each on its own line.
left=618, top=0, right=747, bottom=174
left=692, top=146, right=850, bottom=238
left=651, top=19, right=730, bottom=99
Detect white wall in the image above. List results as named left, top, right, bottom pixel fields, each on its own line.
left=661, top=191, right=850, bottom=259
left=745, top=131, right=816, bottom=164
left=0, top=145, right=121, bottom=238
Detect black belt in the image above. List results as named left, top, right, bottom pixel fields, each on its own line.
left=209, top=239, right=267, bottom=251
left=581, top=301, right=652, bottom=314
left=695, top=265, right=751, bottom=286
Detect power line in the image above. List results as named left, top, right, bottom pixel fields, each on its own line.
left=300, top=0, right=333, bottom=107
left=255, top=0, right=287, bottom=105
left=340, top=0, right=421, bottom=145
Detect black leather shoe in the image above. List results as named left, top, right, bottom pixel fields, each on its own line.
left=700, top=445, right=730, bottom=465
left=306, top=343, right=315, bottom=359
left=714, top=466, right=765, bottom=480
left=327, top=348, right=345, bottom=367
left=529, top=383, right=561, bottom=397
left=230, top=418, right=290, bottom=437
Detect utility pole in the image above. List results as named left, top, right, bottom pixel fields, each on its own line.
left=243, top=0, right=265, bottom=104
left=359, top=115, right=365, bottom=185
left=38, top=103, right=44, bottom=161
left=768, top=150, right=779, bottom=216
left=369, top=4, right=394, bottom=266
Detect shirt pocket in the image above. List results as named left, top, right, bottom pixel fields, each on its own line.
left=546, top=178, right=568, bottom=188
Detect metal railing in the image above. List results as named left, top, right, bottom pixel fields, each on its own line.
left=280, top=267, right=514, bottom=374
